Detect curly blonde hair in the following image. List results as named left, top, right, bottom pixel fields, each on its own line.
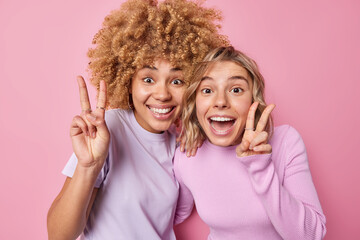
left=182, top=46, right=274, bottom=149
left=87, top=0, right=229, bottom=109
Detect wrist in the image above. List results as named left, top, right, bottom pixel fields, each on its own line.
left=75, top=162, right=103, bottom=179
left=77, top=154, right=106, bottom=170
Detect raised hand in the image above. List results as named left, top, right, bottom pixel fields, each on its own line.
left=70, top=76, right=110, bottom=170
left=236, top=102, right=275, bottom=158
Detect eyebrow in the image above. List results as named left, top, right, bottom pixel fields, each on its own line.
left=229, top=76, right=249, bottom=84
left=201, top=75, right=249, bottom=84
left=144, top=66, right=182, bottom=71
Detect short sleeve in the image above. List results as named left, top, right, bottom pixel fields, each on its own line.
left=62, top=153, right=108, bottom=188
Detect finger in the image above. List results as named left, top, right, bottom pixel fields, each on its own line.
left=252, top=144, right=272, bottom=154
left=79, top=112, right=96, bottom=139
left=249, top=131, right=269, bottom=150
left=70, top=115, right=89, bottom=137
left=95, top=80, right=107, bottom=117
left=180, top=141, right=185, bottom=152
left=255, top=104, right=275, bottom=132
left=178, top=135, right=186, bottom=152
left=77, top=76, right=92, bottom=112
left=245, top=102, right=259, bottom=131
left=196, top=137, right=204, bottom=148
left=190, top=147, right=196, bottom=157
left=185, top=148, right=192, bottom=156
left=88, top=124, right=97, bottom=139
left=85, top=112, right=109, bottom=139
left=236, top=139, right=250, bottom=156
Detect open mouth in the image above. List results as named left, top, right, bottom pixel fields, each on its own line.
left=147, top=106, right=175, bottom=119
left=208, top=116, right=236, bottom=135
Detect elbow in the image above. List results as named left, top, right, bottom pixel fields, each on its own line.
left=314, top=210, right=327, bottom=240
left=47, top=209, right=82, bottom=240
left=306, top=216, right=327, bottom=240
left=47, top=208, right=56, bottom=239
left=280, top=210, right=327, bottom=240
left=174, top=206, right=194, bottom=226
left=319, top=218, right=327, bottom=240
left=174, top=214, right=188, bottom=226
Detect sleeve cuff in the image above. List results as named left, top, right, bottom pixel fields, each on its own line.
left=237, top=153, right=272, bottom=171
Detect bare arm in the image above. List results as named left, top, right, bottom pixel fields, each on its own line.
left=47, top=176, right=99, bottom=240
left=47, top=77, right=109, bottom=240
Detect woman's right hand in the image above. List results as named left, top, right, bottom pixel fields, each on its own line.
left=70, top=76, right=110, bottom=170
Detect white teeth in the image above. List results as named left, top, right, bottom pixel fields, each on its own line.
left=150, top=107, right=172, bottom=114
left=210, top=117, right=233, bottom=122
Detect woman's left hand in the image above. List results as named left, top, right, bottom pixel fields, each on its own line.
left=176, top=123, right=204, bottom=157
left=236, top=102, right=275, bottom=157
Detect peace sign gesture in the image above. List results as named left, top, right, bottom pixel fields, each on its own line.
left=236, top=102, right=275, bottom=158
left=70, top=76, right=110, bottom=170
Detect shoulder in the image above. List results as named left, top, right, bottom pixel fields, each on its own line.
left=271, top=125, right=308, bottom=166
left=104, top=108, right=128, bottom=121
left=271, top=125, right=304, bottom=147
left=104, top=109, right=131, bottom=130
left=174, top=148, right=187, bottom=166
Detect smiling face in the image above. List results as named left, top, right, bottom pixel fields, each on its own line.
left=131, top=59, right=186, bottom=133
left=195, top=61, right=253, bottom=146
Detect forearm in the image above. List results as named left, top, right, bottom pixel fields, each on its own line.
left=47, top=165, right=100, bottom=240
left=241, top=154, right=326, bottom=239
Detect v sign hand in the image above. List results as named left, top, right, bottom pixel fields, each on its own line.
left=70, top=76, right=110, bottom=171
left=236, top=102, right=275, bottom=158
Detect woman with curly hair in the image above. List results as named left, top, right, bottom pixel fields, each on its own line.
left=174, top=46, right=326, bottom=239
left=47, top=0, right=228, bottom=239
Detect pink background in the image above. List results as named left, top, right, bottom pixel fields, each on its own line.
left=1, top=0, right=359, bottom=239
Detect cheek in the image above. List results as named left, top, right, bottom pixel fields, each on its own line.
left=171, top=87, right=186, bottom=102
left=234, top=97, right=253, bottom=117
left=131, top=83, right=149, bottom=101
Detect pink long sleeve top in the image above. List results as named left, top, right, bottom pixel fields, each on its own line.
left=174, top=125, right=326, bottom=240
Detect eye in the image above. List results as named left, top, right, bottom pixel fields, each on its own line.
left=171, top=79, right=184, bottom=85
left=230, top=87, right=243, bottom=93
left=143, top=77, right=154, bottom=83
left=201, top=88, right=212, bottom=94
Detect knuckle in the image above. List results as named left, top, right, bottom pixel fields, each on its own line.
left=73, top=116, right=84, bottom=125
left=72, top=116, right=79, bottom=122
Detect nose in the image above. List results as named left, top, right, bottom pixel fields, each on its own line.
left=214, top=92, right=228, bottom=109
left=153, top=82, right=171, bottom=101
